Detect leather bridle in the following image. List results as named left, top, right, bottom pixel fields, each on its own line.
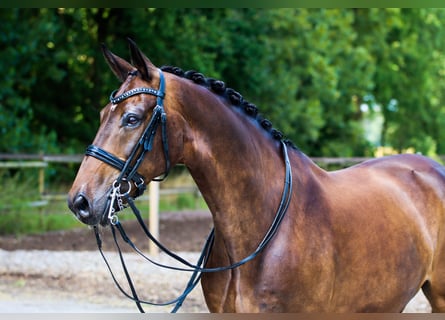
left=85, top=69, right=170, bottom=204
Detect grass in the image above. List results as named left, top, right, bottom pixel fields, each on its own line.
left=0, top=170, right=83, bottom=235
left=0, top=168, right=208, bottom=236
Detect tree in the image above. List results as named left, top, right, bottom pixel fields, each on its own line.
left=0, top=9, right=60, bottom=153
left=354, top=8, right=445, bottom=156
left=2, top=8, right=445, bottom=159
left=210, top=9, right=375, bottom=156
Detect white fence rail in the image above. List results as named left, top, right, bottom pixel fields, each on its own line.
left=2, top=153, right=417, bottom=255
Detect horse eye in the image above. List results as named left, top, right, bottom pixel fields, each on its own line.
left=123, top=113, right=141, bottom=127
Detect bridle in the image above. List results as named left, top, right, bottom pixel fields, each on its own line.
left=85, top=69, right=170, bottom=204
left=86, top=68, right=294, bottom=312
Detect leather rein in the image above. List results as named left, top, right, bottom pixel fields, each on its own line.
left=86, top=69, right=293, bottom=313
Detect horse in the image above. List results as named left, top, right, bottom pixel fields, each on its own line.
left=68, top=39, right=445, bottom=312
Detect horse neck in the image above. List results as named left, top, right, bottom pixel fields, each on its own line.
left=174, top=80, right=294, bottom=258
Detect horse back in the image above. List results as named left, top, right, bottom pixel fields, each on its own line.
left=324, top=153, right=445, bottom=253
left=288, top=153, right=445, bottom=311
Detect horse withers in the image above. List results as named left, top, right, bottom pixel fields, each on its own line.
left=68, top=39, right=445, bottom=312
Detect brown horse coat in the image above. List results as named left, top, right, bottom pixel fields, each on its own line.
left=69, top=41, right=445, bottom=312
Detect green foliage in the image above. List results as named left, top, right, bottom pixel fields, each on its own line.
left=0, top=170, right=39, bottom=212
left=0, top=210, right=80, bottom=236
left=0, top=168, right=85, bottom=235
left=354, top=8, right=445, bottom=155
left=0, top=167, right=206, bottom=235
left=0, top=9, right=59, bottom=153
left=2, top=9, right=445, bottom=157
left=0, top=170, right=41, bottom=235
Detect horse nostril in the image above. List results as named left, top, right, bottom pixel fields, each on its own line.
left=73, top=194, right=90, bottom=218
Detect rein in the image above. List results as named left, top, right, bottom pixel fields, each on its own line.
left=88, top=69, right=293, bottom=312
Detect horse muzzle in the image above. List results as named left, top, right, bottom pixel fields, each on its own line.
left=68, top=192, right=110, bottom=226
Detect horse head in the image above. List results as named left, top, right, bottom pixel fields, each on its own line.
left=68, top=39, right=184, bottom=226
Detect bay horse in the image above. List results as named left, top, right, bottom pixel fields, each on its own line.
left=68, top=39, right=445, bottom=312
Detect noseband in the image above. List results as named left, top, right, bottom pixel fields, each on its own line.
left=85, top=69, right=170, bottom=205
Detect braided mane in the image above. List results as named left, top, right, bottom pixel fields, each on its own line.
left=160, top=66, right=296, bottom=149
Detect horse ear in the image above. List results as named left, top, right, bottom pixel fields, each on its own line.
left=101, top=44, right=133, bottom=82
left=127, top=38, right=156, bottom=81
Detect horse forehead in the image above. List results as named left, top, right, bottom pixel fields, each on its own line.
left=111, top=72, right=153, bottom=98
left=100, top=90, right=149, bottom=116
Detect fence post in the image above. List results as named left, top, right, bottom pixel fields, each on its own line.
left=38, top=167, right=45, bottom=196
left=38, top=151, right=45, bottom=196
left=149, top=181, right=160, bottom=256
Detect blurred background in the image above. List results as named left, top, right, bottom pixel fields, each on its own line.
left=2, top=8, right=445, bottom=235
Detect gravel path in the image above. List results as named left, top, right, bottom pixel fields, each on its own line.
left=0, top=249, right=207, bottom=313
left=0, top=248, right=432, bottom=313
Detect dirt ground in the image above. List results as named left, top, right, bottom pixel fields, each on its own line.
left=0, top=210, right=432, bottom=313
left=0, top=210, right=213, bottom=253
